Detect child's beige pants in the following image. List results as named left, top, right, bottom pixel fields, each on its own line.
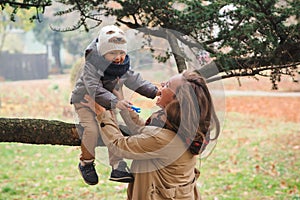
left=74, top=103, right=122, bottom=166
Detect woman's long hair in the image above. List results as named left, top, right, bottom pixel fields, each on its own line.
left=165, top=71, right=220, bottom=155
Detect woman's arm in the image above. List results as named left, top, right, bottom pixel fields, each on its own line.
left=112, top=88, right=146, bottom=134
left=97, top=110, right=175, bottom=160
left=81, top=94, right=176, bottom=160
left=119, top=110, right=145, bottom=135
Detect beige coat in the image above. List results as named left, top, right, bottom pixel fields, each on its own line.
left=97, top=110, right=201, bottom=200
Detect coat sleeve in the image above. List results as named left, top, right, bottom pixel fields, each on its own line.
left=83, top=51, right=118, bottom=109
left=97, top=111, right=175, bottom=160
left=124, top=70, right=158, bottom=99
left=119, top=110, right=145, bottom=135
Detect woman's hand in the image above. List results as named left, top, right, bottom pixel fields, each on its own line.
left=81, top=94, right=106, bottom=115
left=112, top=87, right=124, bottom=100
left=113, top=87, right=132, bottom=110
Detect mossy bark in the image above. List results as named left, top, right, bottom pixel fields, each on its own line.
left=0, top=118, right=81, bottom=146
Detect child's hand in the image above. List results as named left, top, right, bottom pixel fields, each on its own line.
left=116, top=99, right=132, bottom=110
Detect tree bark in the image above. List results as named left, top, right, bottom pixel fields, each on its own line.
left=166, top=29, right=187, bottom=73
left=0, top=118, right=81, bottom=146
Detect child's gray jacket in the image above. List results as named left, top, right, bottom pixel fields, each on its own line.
left=71, top=39, right=158, bottom=109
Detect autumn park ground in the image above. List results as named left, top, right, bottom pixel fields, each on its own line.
left=0, top=73, right=299, bottom=199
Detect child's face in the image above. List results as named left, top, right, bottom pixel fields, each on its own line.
left=104, top=50, right=126, bottom=64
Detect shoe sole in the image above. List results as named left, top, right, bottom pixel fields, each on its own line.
left=78, top=164, right=98, bottom=185
left=109, top=176, right=134, bottom=183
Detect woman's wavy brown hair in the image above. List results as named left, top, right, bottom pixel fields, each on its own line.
left=165, top=71, right=220, bottom=155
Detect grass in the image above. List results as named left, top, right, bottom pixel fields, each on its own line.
left=0, top=144, right=127, bottom=199
left=0, top=113, right=299, bottom=199
left=199, top=113, right=300, bottom=200
left=0, top=75, right=299, bottom=199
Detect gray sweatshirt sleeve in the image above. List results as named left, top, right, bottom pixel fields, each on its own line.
left=124, top=70, right=158, bottom=99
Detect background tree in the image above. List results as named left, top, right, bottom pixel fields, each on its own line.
left=0, top=0, right=299, bottom=145
left=2, top=0, right=299, bottom=86
left=32, top=14, right=64, bottom=73
left=0, top=6, right=36, bottom=53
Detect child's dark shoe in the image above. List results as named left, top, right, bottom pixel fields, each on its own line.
left=78, top=162, right=98, bottom=185
left=109, top=161, right=134, bottom=183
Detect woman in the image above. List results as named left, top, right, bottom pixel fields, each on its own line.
left=81, top=70, right=220, bottom=199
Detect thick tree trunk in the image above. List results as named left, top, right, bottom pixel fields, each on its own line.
left=166, top=29, right=187, bottom=73
left=173, top=53, right=187, bottom=73
left=0, top=118, right=81, bottom=146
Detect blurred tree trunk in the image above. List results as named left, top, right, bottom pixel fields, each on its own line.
left=0, top=32, right=7, bottom=55
left=52, top=32, right=63, bottom=73
left=166, top=29, right=187, bottom=73
left=0, top=118, right=81, bottom=146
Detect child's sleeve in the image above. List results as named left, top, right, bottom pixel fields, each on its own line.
left=124, top=70, right=158, bottom=99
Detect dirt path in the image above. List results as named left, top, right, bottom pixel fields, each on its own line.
left=223, top=76, right=300, bottom=123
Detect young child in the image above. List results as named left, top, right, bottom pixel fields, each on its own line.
left=70, top=25, right=159, bottom=185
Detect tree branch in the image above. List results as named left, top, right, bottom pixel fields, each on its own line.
left=1, top=1, right=51, bottom=8
left=220, top=62, right=300, bottom=80
left=0, top=118, right=81, bottom=146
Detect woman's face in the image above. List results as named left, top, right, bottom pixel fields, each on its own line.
left=156, top=74, right=183, bottom=108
